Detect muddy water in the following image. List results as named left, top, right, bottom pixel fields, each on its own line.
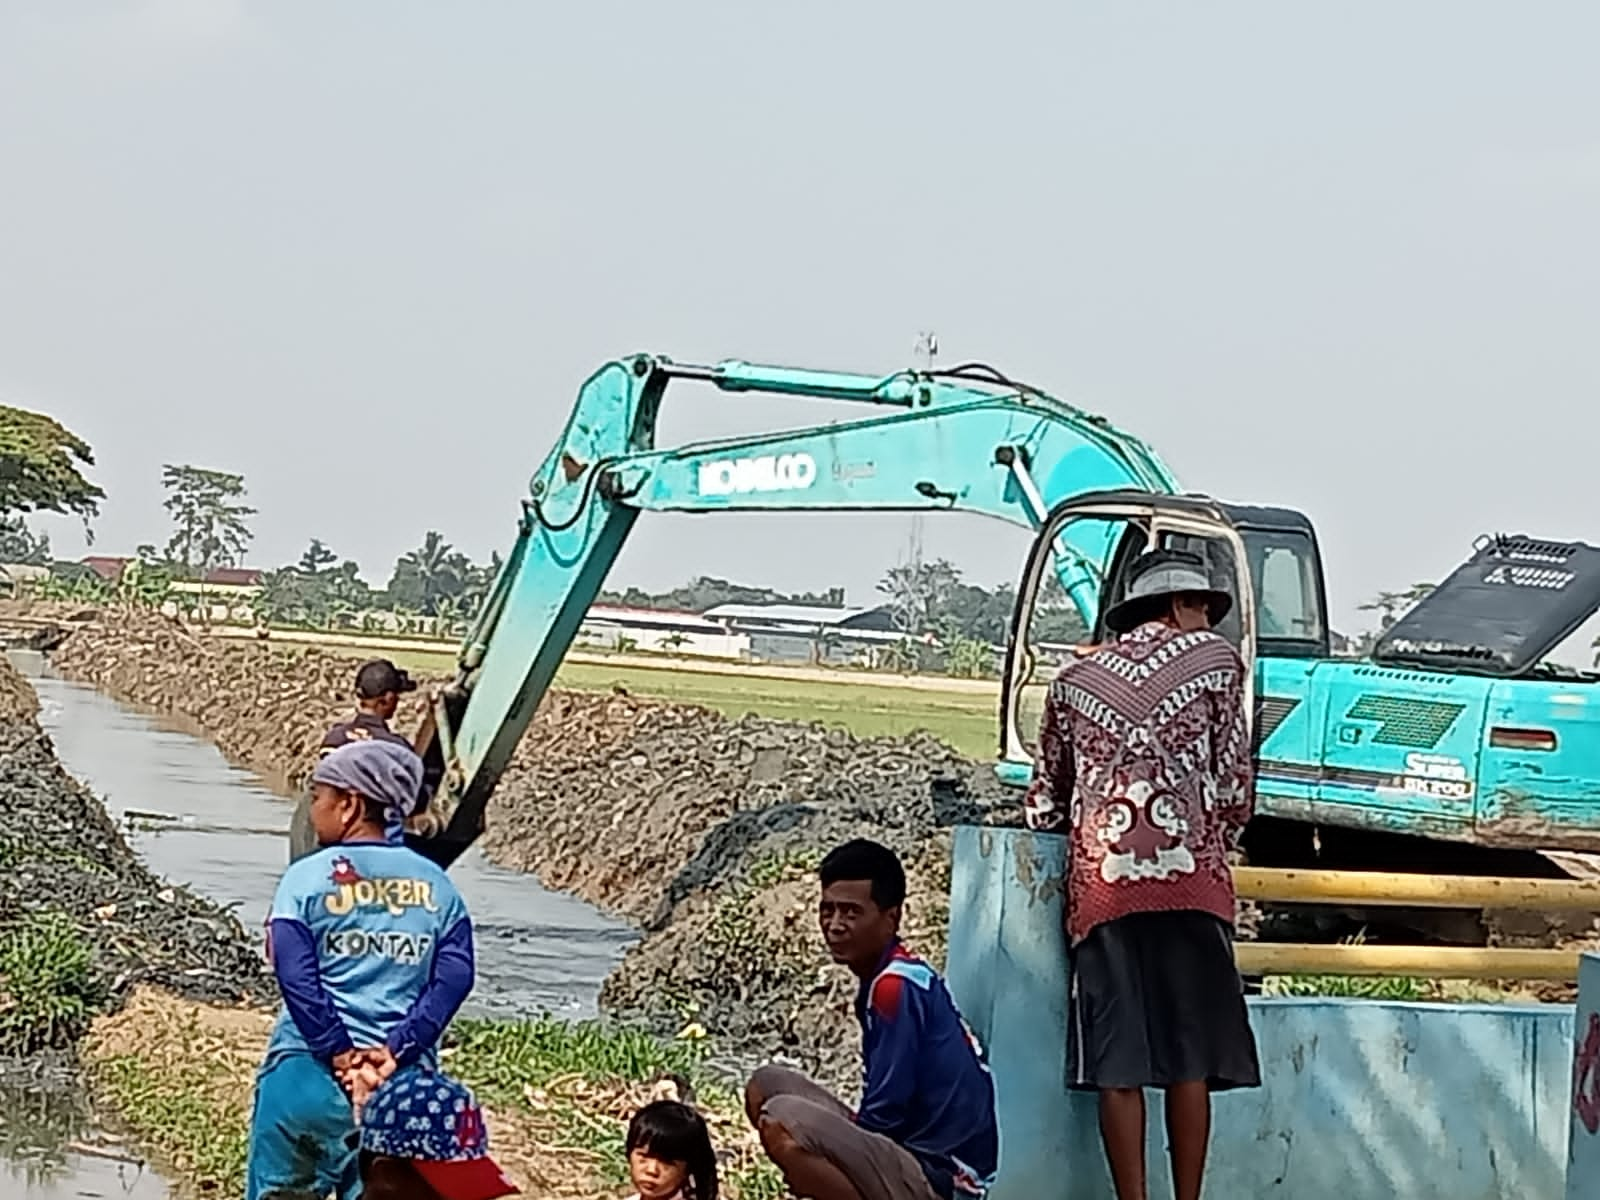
left=19, top=662, right=636, bottom=1020
left=0, top=1069, right=169, bottom=1199
left=1, top=658, right=637, bottom=1196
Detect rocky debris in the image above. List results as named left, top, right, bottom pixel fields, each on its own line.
left=40, top=609, right=1022, bottom=1082
left=0, top=656, right=270, bottom=1055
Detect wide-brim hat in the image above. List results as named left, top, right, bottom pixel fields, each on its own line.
left=1103, top=555, right=1233, bottom=634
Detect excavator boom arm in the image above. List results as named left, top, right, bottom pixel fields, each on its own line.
left=422, top=353, right=1177, bottom=864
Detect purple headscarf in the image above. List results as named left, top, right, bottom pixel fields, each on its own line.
left=312, top=739, right=424, bottom=844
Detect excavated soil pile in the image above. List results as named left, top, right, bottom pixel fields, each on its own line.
left=0, top=655, right=269, bottom=1054
left=492, top=702, right=1017, bottom=1082
left=45, top=608, right=423, bottom=795
left=42, top=610, right=1020, bottom=1080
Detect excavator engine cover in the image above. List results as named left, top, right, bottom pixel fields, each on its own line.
left=1373, top=534, right=1600, bottom=677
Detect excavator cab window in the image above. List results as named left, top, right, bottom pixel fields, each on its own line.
left=1000, top=494, right=1257, bottom=773
left=1007, top=514, right=1130, bottom=754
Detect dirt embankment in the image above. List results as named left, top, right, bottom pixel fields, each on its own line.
left=40, top=608, right=1019, bottom=1081
left=0, top=650, right=269, bottom=1058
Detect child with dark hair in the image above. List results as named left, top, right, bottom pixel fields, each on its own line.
left=744, top=839, right=998, bottom=1200
left=626, top=1100, right=719, bottom=1200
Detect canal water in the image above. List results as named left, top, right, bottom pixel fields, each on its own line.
left=4, top=656, right=636, bottom=1197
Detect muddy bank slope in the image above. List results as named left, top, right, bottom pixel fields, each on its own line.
left=0, top=650, right=269, bottom=1059
left=44, top=610, right=1017, bottom=1080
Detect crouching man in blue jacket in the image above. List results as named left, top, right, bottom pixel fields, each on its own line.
left=745, top=839, right=999, bottom=1200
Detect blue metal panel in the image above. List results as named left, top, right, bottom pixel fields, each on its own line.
left=1310, top=662, right=1490, bottom=838
left=945, top=827, right=1074, bottom=1200
left=1571, top=953, right=1600, bottom=1199
left=1482, top=682, right=1600, bottom=849
left=947, top=827, right=1573, bottom=1200
left=1253, top=656, right=1326, bottom=812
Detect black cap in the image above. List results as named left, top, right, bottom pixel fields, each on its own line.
left=354, top=659, right=417, bottom=699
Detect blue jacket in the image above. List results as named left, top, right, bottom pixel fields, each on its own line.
left=854, top=940, right=999, bottom=1197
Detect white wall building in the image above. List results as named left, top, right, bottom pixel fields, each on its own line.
left=577, top=605, right=750, bottom=659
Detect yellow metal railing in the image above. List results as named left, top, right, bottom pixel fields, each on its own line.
left=1234, top=866, right=1597, bottom=981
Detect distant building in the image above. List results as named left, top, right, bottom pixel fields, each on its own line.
left=577, top=605, right=750, bottom=659
left=201, top=566, right=264, bottom=588
left=81, top=555, right=134, bottom=582
left=0, top=563, right=50, bottom=595
left=701, top=602, right=908, bottom=665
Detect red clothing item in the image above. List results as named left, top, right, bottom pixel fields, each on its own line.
left=1023, top=622, right=1254, bottom=944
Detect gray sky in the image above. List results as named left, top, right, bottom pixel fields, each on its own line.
left=3, top=1, right=1598, bottom=631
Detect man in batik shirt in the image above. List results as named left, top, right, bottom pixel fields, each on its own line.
left=1024, top=548, right=1260, bottom=1200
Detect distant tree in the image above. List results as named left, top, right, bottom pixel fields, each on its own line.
left=1360, top=583, right=1435, bottom=633
left=595, top=575, right=847, bottom=614
left=0, top=406, right=104, bottom=532
left=161, top=465, right=255, bottom=577
left=942, top=580, right=1017, bottom=646
left=878, top=558, right=962, bottom=635
left=298, top=538, right=337, bottom=575
left=115, top=556, right=173, bottom=610
left=461, top=550, right=505, bottom=621
left=387, top=531, right=472, bottom=616
left=256, top=545, right=372, bottom=629
left=325, top=560, right=371, bottom=614
left=0, top=515, right=50, bottom=565
left=878, top=636, right=924, bottom=674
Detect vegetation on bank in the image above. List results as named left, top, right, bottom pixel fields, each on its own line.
left=247, top=633, right=1001, bottom=758
left=84, top=989, right=782, bottom=1200
left=0, top=911, right=100, bottom=1056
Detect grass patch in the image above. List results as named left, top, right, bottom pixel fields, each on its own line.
left=85, top=991, right=782, bottom=1199
left=451, top=1016, right=708, bottom=1096
left=0, top=910, right=99, bottom=1055
left=83, top=990, right=262, bottom=1198
left=556, top=662, right=995, bottom=757
left=91, top=1054, right=249, bottom=1193
left=449, top=1017, right=709, bottom=1190
left=447, top=1015, right=782, bottom=1198
left=1259, top=973, right=1431, bottom=1001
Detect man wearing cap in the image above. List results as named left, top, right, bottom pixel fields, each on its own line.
left=320, top=658, right=419, bottom=756
left=290, top=659, right=440, bottom=863
left=1023, top=548, right=1259, bottom=1200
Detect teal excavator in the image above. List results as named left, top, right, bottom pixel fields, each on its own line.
left=391, top=353, right=1600, bottom=922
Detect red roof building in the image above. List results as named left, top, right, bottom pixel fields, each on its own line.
left=81, top=555, right=133, bottom=581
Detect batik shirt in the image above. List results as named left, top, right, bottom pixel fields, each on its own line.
left=1023, top=621, right=1254, bottom=945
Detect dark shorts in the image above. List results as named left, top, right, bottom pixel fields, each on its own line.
left=748, top=1065, right=948, bottom=1200
left=1068, top=909, right=1261, bottom=1092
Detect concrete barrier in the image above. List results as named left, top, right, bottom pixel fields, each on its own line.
left=945, top=826, right=1574, bottom=1200
left=1572, top=953, right=1600, bottom=1199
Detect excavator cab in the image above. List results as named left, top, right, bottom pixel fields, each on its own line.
left=998, top=491, right=1329, bottom=782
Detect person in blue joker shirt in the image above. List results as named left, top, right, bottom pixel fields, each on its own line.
left=744, top=840, right=998, bottom=1200
left=246, top=738, right=476, bottom=1200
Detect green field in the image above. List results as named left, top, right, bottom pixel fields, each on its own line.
left=557, top=660, right=998, bottom=755
left=272, top=638, right=999, bottom=757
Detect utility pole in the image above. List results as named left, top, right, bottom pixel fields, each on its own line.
left=894, top=331, right=938, bottom=634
